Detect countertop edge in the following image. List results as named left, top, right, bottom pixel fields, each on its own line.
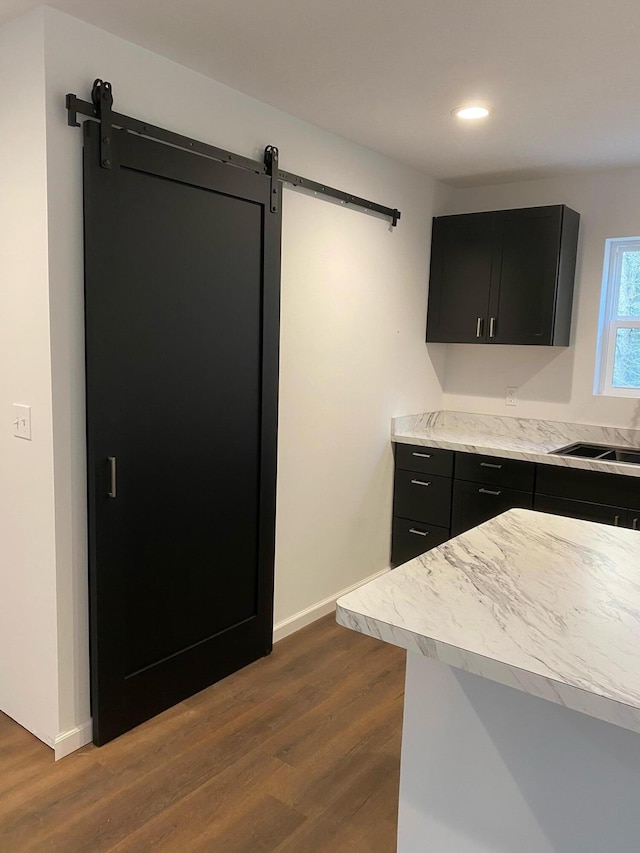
left=392, top=433, right=640, bottom=478
left=335, top=599, right=640, bottom=735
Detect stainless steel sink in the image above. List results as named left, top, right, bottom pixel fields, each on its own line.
left=599, top=449, right=640, bottom=464
left=550, top=442, right=640, bottom=465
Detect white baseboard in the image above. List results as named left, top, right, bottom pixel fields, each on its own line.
left=54, top=719, right=93, bottom=760
left=272, top=567, right=390, bottom=644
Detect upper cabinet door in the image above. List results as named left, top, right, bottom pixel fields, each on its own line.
left=426, top=212, right=496, bottom=343
left=426, top=204, right=580, bottom=347
left=488, top=206, right=578, bottom=346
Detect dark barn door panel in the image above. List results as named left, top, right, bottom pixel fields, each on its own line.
left=84, top=122, right=281, bottom=744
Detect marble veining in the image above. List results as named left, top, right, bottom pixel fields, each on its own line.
left=392, top=410, right=640, bottom=478
left=337, top=509, right=640, bottom=734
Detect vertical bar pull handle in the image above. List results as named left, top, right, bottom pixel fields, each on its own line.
left=489, top=317, right=496, bottom=338
left=107, top=456, right=117, bottom=498
left=633, top=518, right=638, bottom=531
left=476, top=317, right=483, bottom=338
left=614, top=514, right=620, bottom=527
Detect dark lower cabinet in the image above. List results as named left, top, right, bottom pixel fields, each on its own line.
left=393, top=469, right=452, bottom=529
left=534, top=494, right=632, bottom=528
left=395, top=443, right=454, bottom=478
left=451, top=451, right=535, bottom=536
left=454, top=452, right=535, bottom=491
left=452, top=481, right=534, bottom=536
left=536, top=464, right=640, bottom=514
left=392, top=518, right=450, bottom=567
left=391, top=443, right=640, bottom=569
left=391, top=445, right=454, bottom=566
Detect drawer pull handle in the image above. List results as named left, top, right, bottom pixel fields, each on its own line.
left=409, top=528, right=429, bottom=537
left=479, top=488, right=501, bottom=496
left=411, top=479, right=431, bottom=487
left=633, top=518, right=639, bottom=531
left=412, top=452, right=432, bottom=458
left=480, top=462, right=502, bottom=469
left=107, top=456, right=117, bottom=498
left=614, top=515, right=620, bottom=526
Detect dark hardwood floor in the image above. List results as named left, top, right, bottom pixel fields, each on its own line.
left=0, top=614, right=405, bottom=852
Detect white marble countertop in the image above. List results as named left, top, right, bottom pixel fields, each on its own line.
left=393, top=410, right=640, bottom=478
left=337, top=508, right=640, bottom=733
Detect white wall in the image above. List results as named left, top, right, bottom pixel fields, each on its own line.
left=441, top=169, right=640, bottom=428
left=0, top=7, right=447, bottom=748
left=0, top=11, right=60, bottom=746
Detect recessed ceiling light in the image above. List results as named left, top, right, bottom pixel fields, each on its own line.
left=453, top=105, right=492, bottom=120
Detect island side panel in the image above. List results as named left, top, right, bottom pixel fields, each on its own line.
left=398, top=653, right=640, bottom=853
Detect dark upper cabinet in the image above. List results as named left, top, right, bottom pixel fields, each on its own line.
left=426, top=212, right=496, bottom=343
left=426, top=205, right=580, bottom=346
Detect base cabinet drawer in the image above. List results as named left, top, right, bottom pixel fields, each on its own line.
left=536, top=464, right=640, bottom=511
left=454, top=452, right=534, bottom=491
left=391, top=518, right=450, bottom=567
left=534, top=494, right=631, bottom=528
left=395, top=443, right=454, bottom=477
left=452, top=481, right=533, bottom=536
left=393, top=470, right=452, bottom=528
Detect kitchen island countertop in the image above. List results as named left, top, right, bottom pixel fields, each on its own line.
left=337, top=508, right=640, bottom=733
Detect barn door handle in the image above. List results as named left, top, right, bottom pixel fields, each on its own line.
left=107, top=456, right=117, bottom=498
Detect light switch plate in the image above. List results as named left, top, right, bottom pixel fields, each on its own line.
left=13, top=404, right=31, bottom=440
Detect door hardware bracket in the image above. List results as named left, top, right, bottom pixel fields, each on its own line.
left=91, top=79, right=114, bottom=169
left=264, top=146, right=280, bottom=214
left=65, top=79, right=402, bottom=225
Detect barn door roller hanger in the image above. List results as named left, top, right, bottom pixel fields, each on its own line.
left=66, top=79, right=401, bottom=227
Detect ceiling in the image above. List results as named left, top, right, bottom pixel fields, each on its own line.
left=3, top=0, right=640, bottom=186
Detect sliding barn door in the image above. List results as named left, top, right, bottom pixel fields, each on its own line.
left=83, top=121, right=280, bottom=745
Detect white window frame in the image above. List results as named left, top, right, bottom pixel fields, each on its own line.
left=595, top=237, right=640, bottom=398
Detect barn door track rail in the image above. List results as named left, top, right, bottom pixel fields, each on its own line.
left=67, top=79, right=401, bottom=227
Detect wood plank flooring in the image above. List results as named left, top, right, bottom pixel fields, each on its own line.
left=0, top=614, right=406, bottom=852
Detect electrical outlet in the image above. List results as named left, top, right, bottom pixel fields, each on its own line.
left=12, top=404, right=32, bottom=440
left=505, top=387, right=517, bottom=407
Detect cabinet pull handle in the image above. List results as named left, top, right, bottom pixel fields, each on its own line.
left=480, top=462, right=502, bottom=469
left=107, top=456, right=117, bottom=498
left=476, top=317, right=483, bottom=338
left=410, top=479, right=431, bottom=487
left=479, top=488, right=501, bottom=496
left=409, top=528, right=429, bottom=537
left=489, top=317, right=496, bottom=338
left=614, top=515, right=620, bottom=526
left=632, top=518, right=639, bottom=530
left=412, top=452, right=432, bottom=458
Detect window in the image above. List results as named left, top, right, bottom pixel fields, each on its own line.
left=596, top=238, right=640, bottom=396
